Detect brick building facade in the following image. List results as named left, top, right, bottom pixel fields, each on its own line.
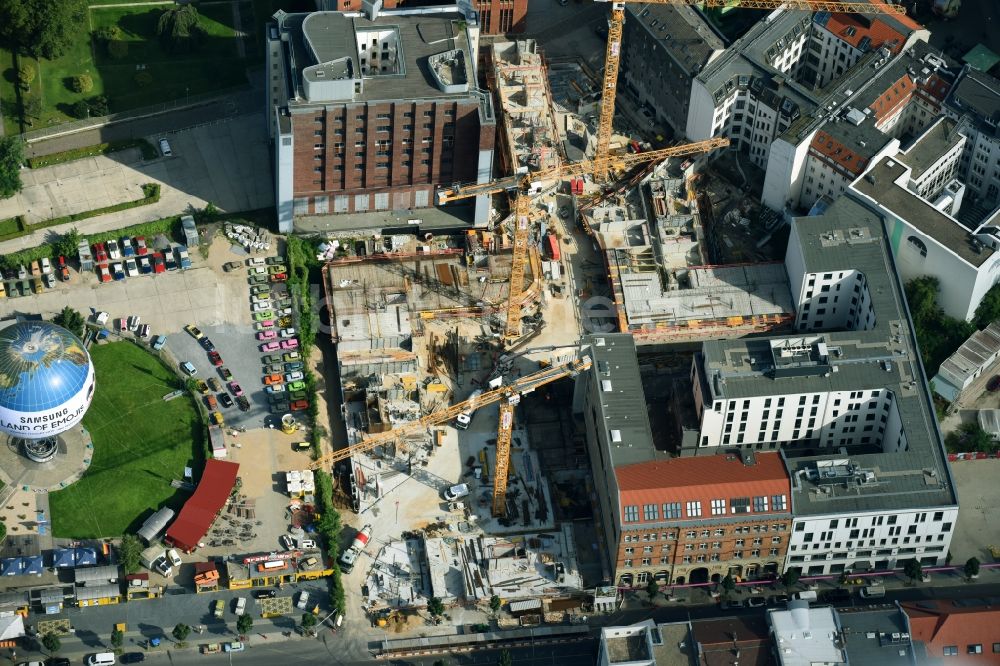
left=613, top=452, right=792, bottom=587
left=267, top=9, right=496, bottom=232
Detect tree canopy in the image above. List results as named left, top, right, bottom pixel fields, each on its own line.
left=156, top=5, right=203, bottom=53
left=53, top=307, right=85, bottom=338
left=0, top=0, right=87, bottom=59
left=904, top=277, right=974, bottom=376
left=0, top=136, right=25, bottom=199
left=117, top=534, right=142, bottom=574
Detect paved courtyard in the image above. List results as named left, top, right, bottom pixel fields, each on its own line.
left=949, top=459, right=1000, bottom=564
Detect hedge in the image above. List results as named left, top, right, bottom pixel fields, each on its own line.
left=314, top=470, right=346, bottom=613
left=27, top=139, right=158, bottom=169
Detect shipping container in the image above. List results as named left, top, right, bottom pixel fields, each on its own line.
left=545, top=234, right=561, bottom=261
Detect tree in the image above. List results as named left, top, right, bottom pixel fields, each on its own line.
left=18, top=62, right=35, bottom=85
left=781, top=568, right=800, bottom=589
left=88, top=95, right=109, bottom=117
left=0, top=0, right=88, bottom=59
left=903, top=558, right=923, bottom=585
left=427, top=596, right=445, bottom=619
left=301, top=612, right=317, bottom=631
left=645, top=579, right=659, bottom=602
left=70, top=74, right=93, bottom=93
left=965, top=557, right=981, bottom=580
left=0, top=136, right=25, bottom=199
left=171, top=623, right=190, bottom=642
left=53, top=307, right=85, bottom=338
left=498, top=649, right=513, bottom=666
left=489, top=594, right=502, bottom=614
left=70, top=100, right=90, bottom=119
left=52, top=228, right=80, bottom=259
left=41, top=632, right=61, bottom=654
left=236, top=614, right=253, bottom=636
left=946, top=422, right=995, bottom=454
left=721, top=574, right=736, bottom=597
left=110, top=627, right=123, bottom=649
left=93, top=26, right=121, bottom=43
left=156, top=5, right=203, bottom=53
left=23, top=96, right=41, bottom=119
left=974, top=283, right=1000, bottom=329
left=117, top=534, right=142, bottom=574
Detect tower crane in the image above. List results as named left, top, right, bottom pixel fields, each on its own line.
left=437, top=136, right=729, bottom=342
left=591, top=0, right=908, bottom=180
left=309, top=356, right=594, bottom=516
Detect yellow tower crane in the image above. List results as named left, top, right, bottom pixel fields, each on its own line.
left=591, top=0, right=908, bottom=180
left=436, top=136, right=729, bottom=343
left=309, top=356, right=594, bottom=516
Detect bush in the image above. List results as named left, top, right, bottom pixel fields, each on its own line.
left=88, top=95, right=110, bottom=117
left=53, top=307, right=85, bottom=338
left=301, top=613, right=317, bottom=630
left=108, top=40, right=128, bottom=59
left=42, top=633, right=61, bottom=653
left=70, top=100, right=90, bottom=119
left=134, top=71, right=153, bottom=87
left=18, top=63, right=35, bottom=84
left=27, top=139, right=156, bottom=169
left=172, top=623, right=190, bottom=642
left=71, top=74, right=94, bottom=94
left=0, top=136, right=25, bottom=199
left=236, top=614, right=253, bottom=635
left=93, top=26, right=122, bottom=43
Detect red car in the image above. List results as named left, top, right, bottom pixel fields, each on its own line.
left=269, top=272, right=287, bottom=282
left=57, top=255, right=70, bottom=282
left=290, top=400, right=309, bottom=411
left=93, top=243, right=109, bottom=265
left=152, top=252, right=165, bottom=273
left=97, top=265, right=112, bottom=283
left=135, top=236, right=148, bottom=255
left=208, top=351, right=223, bottom=367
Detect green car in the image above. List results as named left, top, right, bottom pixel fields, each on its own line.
left=263, top=354, right=283, bottom=364
left=248, top=274, right=267, bottom=285
left=290, top=390, right=307, bottom=401
left=287, top=380, right=306, bottom=392
left=265, top=256, right=285, bottom=265
left=283, top=351, right=301, bottom=362
left=251, top=285, right=270, bottom=295
left=270, top=401, right=290, bottom=413
left=267, top=264, right=287, bottom=275
left=253, top=311, right=274, bottom=322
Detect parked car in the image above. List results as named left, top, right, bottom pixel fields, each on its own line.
left=213, top=599, right=224, bottom=618
left=268, top=264, right=287, bottom=275
left=42, top=272, right=55, bottom=288
left=284, top=361, right=304, bottom=372
left=236, top=396, right=250, bottom=412
left=253, top=311, right=274, bottom=322
left=112, top=263, right=125, bottom=281
left=97, top=265, right=112, bottom=283
left=199, top=337, right=215, bottom=352
left=280, top=327, right=296, bottom=338
left=248, top=274, right=267, bottom=285
left=137, top=324, right=150, bottom=338
left=40, top=257, right=51, bottom=274
left=251, top=589, right=276, bottom=599
left=180, top=361, right=197, bottom=376
left=175, top=246, right=192, bottom=269
left=151, top=335, right=167, bottom=351
left=264, top=363, right=283, bottom=374
left=746, top=596, right=767, bottom=608
left=208, top=351, right=223, bottom=366
left=158, top=137, right=172, bottom=157
left=260, top=341, right=281, bottom=352
left=285, top=371, right=304, bottom=382
left=106, top=239, right=121, bottom=260
left=93, top=243, right=108, bottom=264
left=279, top=534, right=294, bottom=550
left=223, top=261, right=242, bottom=272
left=299, top=539, right=317, bottom=549
left=164, top=251, right=178, bottom=271
left=126, top=315, right=141, bottom=331
left=121, top=237, right=135, bottom=257
left=251, top=285, right=270, bottom=296
left=207, top=377, right=221, bottom=392
left=266, top=384, right=286, bottom=394
left=195, top=380, right=209, bottom=395
left=290, top=400, right=309, bottom=411
left=152, top=252, right=166, bottom=273
left=247, top=257, right=266, bottom=267
left=211, top=411, right=224, bottom=426
left=57, top=255, right=70, bottom=281
left=205, top=394, right=218, bottom=410
left=257, top=330, right=278, bottom=341
left=219, top=367, right=233, bottom=381
left=444, top=484, right=470, bottom=501
left=121, top=653, right=145, bottom=663
left=154, top=556, right=172, bottom=577
left=228, top=381, right=243, bottom=397
left=263, top=373, right=283, bottom=386
left=281, top=338, right=299, bottom=350
left=295, top=590, right=310, bottom=610
left=219, top=393, right=234, bottom=408
left=137, top=255, right=152, bottom=274
left=255, top=321, right=275, bottom=331
left=166, top=548, right=182, bottom=567
left=270, top=272, right=287, bottom=282
left=184, top=324, right=204, bottom=339
left=249, top=266, right=267, bottom=276
left=124, top=257, right=139, bottom=277
left=263, top=354, right=283, bottom=364
left=270, top=400, right=290, bottom=413
left=287, top=380, right=306, bottom=392
left=252, top=301, right=272, bottom=313
left=135, top=236, right=148, bottom=255
left=722, top=600, right=744, bottom=610
left=265, top=256, right=285, bottom=265
left=224, top=642, right=245, bottom=653
left=283, top=351, right=301, bottom=362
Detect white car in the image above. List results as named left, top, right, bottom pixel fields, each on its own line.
left=153, top=556, right=172, bottom=577
left=296, top=590, right=310, bottom=610
left=126, top=315, right=141, bottom=331
left=285, top=371, right=304, bottom=382
left=246, top=257, right=266, bottom=267
left=166, top=548, right=182, bottom=567
left=235, top=597, right=247, bottom=616
left=252, top=301, right=272, bottom=312
left=40, top=257, right=52, bottom=274
left=299, top=539, right=317, bottom=549
left=158, top=137, right=172, bottom=157
left=96, top=311, right=110, bottom=325
left=250, top=266, right=267, bottom=275
left=124, top=257, right=139, bottom=277
left=251, top=294, right=270, bottom=304
left=280, top=327, right=297, bottom=338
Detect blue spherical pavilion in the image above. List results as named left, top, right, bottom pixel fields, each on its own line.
left=0, top=321, right=95, bottom=440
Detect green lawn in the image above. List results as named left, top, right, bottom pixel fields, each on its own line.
left=0, top=48, right=22, bottom=135
left=49, top=342, right=206, bottom=539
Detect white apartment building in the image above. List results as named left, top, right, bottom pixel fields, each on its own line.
left=945, top=67, right=1000, bottom=210
left=688, top=196, right=958, bottom=576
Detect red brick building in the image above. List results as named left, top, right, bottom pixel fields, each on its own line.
left=612, top=452, right=792, bottom=588
left=902, top=600, right=1000, bottom=662
left=267, top=10, right=496, bottom=232
left=317, top=0, right=527, bottom=35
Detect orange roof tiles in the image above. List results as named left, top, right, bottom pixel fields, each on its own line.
left=869, top=74, right=915, bottom=121
left=902, top=601, right=1000, bottom=662
left=615, top=452, right=790, bottom=522
left=810, top=130, right=870, bottom=175
left=823, top=13, right=907, bottom=54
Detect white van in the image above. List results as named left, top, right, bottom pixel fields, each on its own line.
left=87, top=653, right=116, bottom=666
left=792, top=591, right=818, bottom=602
left=859, top=585, right=885, bottom=599
left=444, top=483, right=470, bottom=501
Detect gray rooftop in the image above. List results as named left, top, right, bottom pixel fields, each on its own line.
left=852, top=157, right=991, bottom=267
left=701, top=196, right=957, bottom=516
left=838, top=607, right=916, bottom=665
left=947, top=66, right=1000, bottom=135
left=895, top=117, right=961, bottom=181
left=626, top=3, right=723, bottom=76
left=584, top=334, right=665, bottom=468
left=280, top=11, right=478, bottom=104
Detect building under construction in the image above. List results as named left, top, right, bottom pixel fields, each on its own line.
left=588, top=163, right=795, bottom=341
left=489, top=40, right=562, bottom=178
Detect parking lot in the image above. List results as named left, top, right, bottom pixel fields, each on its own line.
left=948, top=459, right=1000, bottom=565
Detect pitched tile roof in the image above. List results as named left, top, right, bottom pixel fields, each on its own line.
left=810, top=130, right=870, bottom=175
left=615, top=452, right=791, bottom=523
left=822, top=14, right=907, bottom=54
left=902, top=600, right=1000, bottom=662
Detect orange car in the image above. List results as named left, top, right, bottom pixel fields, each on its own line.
left=263, top=373, right=283, bottom=386
left=205, top=394, right=218, bottom=410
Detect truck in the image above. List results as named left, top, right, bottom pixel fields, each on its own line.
left=338, top=524, right=373, bottom=573
left=545, top=233, right=561, bottom=261
left=454, top=389, right=483, bottom=430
